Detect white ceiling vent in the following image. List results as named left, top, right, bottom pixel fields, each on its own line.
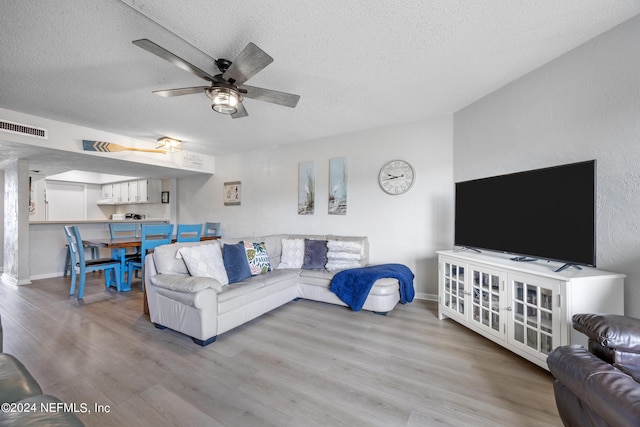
left=0, top=119, right=48, bottom=139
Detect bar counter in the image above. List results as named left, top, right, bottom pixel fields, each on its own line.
left=29, top=219, right=170, bottom=280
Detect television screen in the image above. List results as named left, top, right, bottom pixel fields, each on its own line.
left=454, top=160, right=596, bottom=268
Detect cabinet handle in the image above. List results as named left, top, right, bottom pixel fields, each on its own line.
left=506, top=307, right=512, bottom=311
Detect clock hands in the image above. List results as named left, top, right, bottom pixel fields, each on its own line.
left=384, top=173, right=405, bottom=180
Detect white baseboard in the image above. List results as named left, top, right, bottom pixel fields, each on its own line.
left=29, top=271, right=65, bottom=281
left=415, top=292, right=437, bottom=301
left=1, top=273, right=31, bottom=286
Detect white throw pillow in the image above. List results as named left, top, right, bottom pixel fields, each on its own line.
left=327, top=240, right=362, bottom=253
left=327, top=251, right=361, bottom=260
left=278, top=238, right=305, bottom=269
left=326, top=260, right=362, bottom=272
left=326, top=239, right=364, bottom=271
left=178, top=244, right=229, bottom=285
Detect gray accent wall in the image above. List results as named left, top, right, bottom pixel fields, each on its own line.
left=454, top=15, right=640, bottom=316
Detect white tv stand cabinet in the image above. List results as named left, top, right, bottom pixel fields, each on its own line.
left=437, top=250, right=625, bottom=370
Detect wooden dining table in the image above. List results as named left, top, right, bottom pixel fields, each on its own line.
left=82, top=235, right=218, bottom=313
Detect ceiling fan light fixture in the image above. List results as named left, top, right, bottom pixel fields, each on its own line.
left=156, top=137, right=183, bottom=152
left=207, top=87, right=242, bottom=115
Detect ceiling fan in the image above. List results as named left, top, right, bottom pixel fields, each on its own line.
left=132, top=39, right=300, bottom=119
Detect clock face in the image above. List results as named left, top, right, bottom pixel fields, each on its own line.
left=378, top=160, right=415, bottom=195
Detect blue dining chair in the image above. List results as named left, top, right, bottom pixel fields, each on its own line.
left=127, top=224, right=174, bottom=291
left=109, top=222, right=140, bottom=239
left=176, top=224, right=203, bottom=242
left=203, top=222, right=221, bottom=237
left=64, top=225, right=121, bottom=299
left=63, top=243, right=99, bottom=276
left=108, top=222, right=140, bottom=256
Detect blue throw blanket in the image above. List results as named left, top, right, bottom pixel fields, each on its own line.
left=329, top=263, right=415, bottom=311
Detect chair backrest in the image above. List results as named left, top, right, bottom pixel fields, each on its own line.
left=203, top=222, right=221, bottom=237
left=109, top=222, right=140, bottom=239
left=140, top=224, right=174, bottom=256
left=64, top=225, right=86, bottom=266
left=176, top=224, right=203, bottom=242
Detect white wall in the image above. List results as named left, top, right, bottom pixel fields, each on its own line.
left=177, top=117, right=454, bottom=298
left=29, top=174, right=46, bottom=221
left=0, top=173, right=3, bottom=272
left=454, top=16, right=640, bottom=316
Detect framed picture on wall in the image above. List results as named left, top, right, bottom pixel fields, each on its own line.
left=161, top=191, right=170, bottom=204
left=224, top=181, right=241, bottom=206
left=298, top=161, right=315, bottom=215
left=329, top=157, right=347, bottom=215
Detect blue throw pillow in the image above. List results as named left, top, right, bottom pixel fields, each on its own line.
left=302, top=239, right=328, bottom=269
left=222, top=242, right=252, bottom=283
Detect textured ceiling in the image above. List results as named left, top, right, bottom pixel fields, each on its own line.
left=1, top=0, right=639, bottom=176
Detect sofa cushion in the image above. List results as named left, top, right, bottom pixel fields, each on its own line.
left=217, top=281, right=265, bottom=314
left=217, top=271, right=298, bottom=314
left=302, top=239, right=328, bottom=269
left=244, top=241, right=272, bottom=275
left=153, top=240, right=213, bottom=276
left=151, top=274, right=223, bottom=293
left=178, top=244, right=229, bottom=285
left=223, top=242, right=252, bottom=283
left=278, top=238, right=305, bottom=269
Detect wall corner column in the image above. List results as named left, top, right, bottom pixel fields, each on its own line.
left=2, top=159, right=31, bottom=286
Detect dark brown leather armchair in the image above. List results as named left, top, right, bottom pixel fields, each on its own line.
left=0, top=315, right=86, bottom=426
left=547, top=313, right=640, bottom=427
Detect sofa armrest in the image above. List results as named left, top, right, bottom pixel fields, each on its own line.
left=573, top=314, right=640, bottom=353
left=548, top=345, right=640, bottom=427
left=0, top=354, right=43, bottom=403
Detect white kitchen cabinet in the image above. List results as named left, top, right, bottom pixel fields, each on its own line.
left=128, top=180, right=141, bottom=202
left=111, top=182, right=129, bottom=204
left=101, top=184, right=113, bottom=199
left=438, top=250, right=624, bottom=370
left=97, top=179, right=161, bottom=205
left=128, top=179, right=160, bottom=203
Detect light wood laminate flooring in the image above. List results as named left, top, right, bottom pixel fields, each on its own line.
left=0, top=274, right=561, bottom=426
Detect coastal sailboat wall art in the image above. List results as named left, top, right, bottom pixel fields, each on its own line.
left=298, top=161, right=316, bottom=215
left=329, top=157, right=347, bottom=215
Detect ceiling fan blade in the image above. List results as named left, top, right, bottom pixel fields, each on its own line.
left=222, top=43, right=273, bottom=85
left=240, top=85, right=300, bottom=108
left=152, top=86, right=209, bottom=97
left=133, top=39, right=215, bottom=82
left=231, top=103, right=249, bottom=119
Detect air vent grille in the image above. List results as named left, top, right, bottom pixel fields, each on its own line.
left=0, top=119, right=48, bottom=139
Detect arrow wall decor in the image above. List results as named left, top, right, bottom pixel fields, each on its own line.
left=82, top=140, right=166, bottom=154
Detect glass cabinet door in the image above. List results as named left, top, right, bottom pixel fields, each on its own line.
left=469, top=265, right=505, bottom=340
left=507, top=274, right=560, bottom=360
left=441, top=261, right=466, bottom=318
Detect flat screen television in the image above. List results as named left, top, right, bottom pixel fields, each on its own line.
left=454, top=160, right=596, bottom=271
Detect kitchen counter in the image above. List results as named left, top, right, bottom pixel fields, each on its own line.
left=29, top=218, right=169, bottom=225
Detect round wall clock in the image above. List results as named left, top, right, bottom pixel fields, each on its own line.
left=378, top=160, right=415, bottom=195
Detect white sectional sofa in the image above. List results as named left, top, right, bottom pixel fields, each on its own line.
left=145, top=234, right=403, bottom=345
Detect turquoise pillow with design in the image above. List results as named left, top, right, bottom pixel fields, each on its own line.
left=244, top=241, right=272, bottom=275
